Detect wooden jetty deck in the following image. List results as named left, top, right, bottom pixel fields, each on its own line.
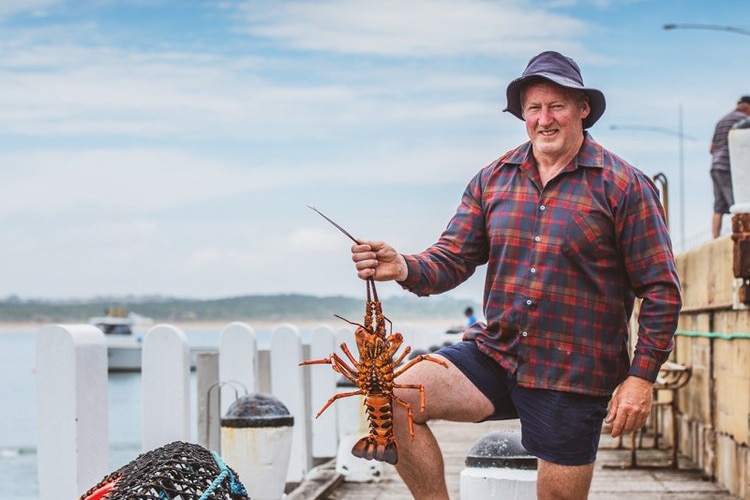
left=296, top=419, right=739, bottom=500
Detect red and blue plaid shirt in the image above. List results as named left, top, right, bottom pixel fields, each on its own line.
left=400, top=133, right=682, bottom=396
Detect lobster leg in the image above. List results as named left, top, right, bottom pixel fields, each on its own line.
left=390, top=392, right=417, bottom=440
left=393, top=353, right=448, bottom=378
left=339, top=342, right=362, bottom=368
left=313, top=389, right=364, bottom=418
left=300, top=353, right=359, bottom=385
left=393, top=383, right=429, bottom=414
left=391, top=345, right=411, bottom=367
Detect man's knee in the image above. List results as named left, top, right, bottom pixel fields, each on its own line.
left=536, top=459, right=595, bottom=500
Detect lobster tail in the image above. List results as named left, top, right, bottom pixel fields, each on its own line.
left=351, top=435, right=398, bottom=465
left=352, top=394, right=399, bottom=464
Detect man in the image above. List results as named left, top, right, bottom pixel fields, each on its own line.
left=710, top=95, right=750, bottom=238
left=464, top=306, right=477, bottom=327
left=350, top=51, right=682, bottom=500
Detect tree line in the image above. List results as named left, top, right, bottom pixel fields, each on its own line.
left=0, top=294, right=479, bottom=324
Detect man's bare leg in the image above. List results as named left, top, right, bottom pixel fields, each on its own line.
left=536, top=459, right=596, bottom=500
left=391, top=355, right=494, bottom=500
left=713, top=212, right=723, bottom=238
left=393, top=415, right=449, bottom=499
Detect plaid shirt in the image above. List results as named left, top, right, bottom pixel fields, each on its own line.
left=400, top=133, right=681, bottom=396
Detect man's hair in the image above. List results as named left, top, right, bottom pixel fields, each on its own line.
left=738, top=95, right=750, bottom=105
left=519, top=81, right=589, bottom=114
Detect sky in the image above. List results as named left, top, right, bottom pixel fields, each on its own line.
left=1, top=0, right=748, bottom=302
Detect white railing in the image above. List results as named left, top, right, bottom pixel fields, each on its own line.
left=35, top=320, right=447, bottom=499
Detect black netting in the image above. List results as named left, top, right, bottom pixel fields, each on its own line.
left=79, top=441, right=250, bottom=500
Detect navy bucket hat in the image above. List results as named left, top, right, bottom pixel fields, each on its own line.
left=504, top=51, right=606, bottom=129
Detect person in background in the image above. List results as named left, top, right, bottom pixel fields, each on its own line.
left=349, top=51, right=682, bottom=500
left=710, top=95, right=750, bottom=238
left=464, top=306, right=477, bottom=327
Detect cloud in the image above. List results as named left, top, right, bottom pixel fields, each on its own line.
left=234, top=0, right=589, bottom=57
left=0, top=37, right=508, bottom=143
left=0, top=149, right=263, bottom=216
left=0, top=0, right=60, bottom=19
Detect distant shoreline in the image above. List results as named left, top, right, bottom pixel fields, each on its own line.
left=0, top=319, right=320, bottom=331
left=0, top=318, right=457, bottom=332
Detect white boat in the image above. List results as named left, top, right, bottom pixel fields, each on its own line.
left=89, top=308, right=151, bottom=372
left=88, top=308, right=216, bottom=372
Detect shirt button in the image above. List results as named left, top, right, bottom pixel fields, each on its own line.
left=534, top=236, right=541, bottom=242
left=525, top=299, right=533, bottom=306
left=539, top=205, right=546, bottom=211
left=530, top=267, right=537, bottom=274
left=521, top=331, right=528, bottom=337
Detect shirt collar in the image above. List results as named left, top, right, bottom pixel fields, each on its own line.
left=499, top=131, right=605, bottom=170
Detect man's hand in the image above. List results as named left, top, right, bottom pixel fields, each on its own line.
left=351, top=240, right=408, bottom=282
left=605, top=375, right=654, bottom=438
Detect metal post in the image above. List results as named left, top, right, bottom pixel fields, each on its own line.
left=679, top=104, right=685, bottom=251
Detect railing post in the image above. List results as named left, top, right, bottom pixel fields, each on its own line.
left=36, top=324, right=108, bottom=500
left=196, top=351, right=220, bottom=451
left=142, top=324, right=191, bottom=451
left=219, top=322, right=258, bottom=414
left=270, top=324, right=309, bottom=485
left=308, top=325, right=338, bottom=461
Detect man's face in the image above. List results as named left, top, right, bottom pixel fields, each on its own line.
left=521, top=81, right=590, bottom=159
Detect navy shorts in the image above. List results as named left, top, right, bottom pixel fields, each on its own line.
left=437, top=341, right=610, bottom=466
left=711, top=169, right=734, bottom=214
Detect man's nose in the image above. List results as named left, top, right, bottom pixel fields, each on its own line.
left=538, top=108, right=554, bottom=125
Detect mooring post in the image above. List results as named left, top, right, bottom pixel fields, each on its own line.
left=459, top=429, right=538, bottom=500
left=221, top=393, right=294, bottom=500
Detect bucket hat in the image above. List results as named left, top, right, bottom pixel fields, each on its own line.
left=504, top=51, right=606, bottom=129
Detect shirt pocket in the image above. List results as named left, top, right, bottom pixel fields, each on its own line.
left=561, top=210, right=611, bottom=261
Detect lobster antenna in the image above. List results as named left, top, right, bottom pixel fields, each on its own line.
left=307, top=205, right=361, bottom=245
left=334, top=314, right=365, bottom=329
left=308, top=205, right=378, bottom=295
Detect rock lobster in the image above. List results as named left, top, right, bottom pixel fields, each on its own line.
left=301, top=207, right=448, bottom=465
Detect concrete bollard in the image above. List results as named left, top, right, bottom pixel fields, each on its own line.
left=334, top=376, right=384, bottom=482
left=460, top=429, right=537, bottom=500
left=221, top=393, right=295, bottom=500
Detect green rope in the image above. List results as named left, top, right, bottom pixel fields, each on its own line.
left=675, top=329, right=750, bottom=340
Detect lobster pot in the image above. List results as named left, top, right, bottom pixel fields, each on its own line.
left=221, top=394, right=294, bottom=500
left=78, top=441, right=250, bottom=500
left=460, top=430, right=537, bottom=500
left=334, top=376, right=384, bottom=482
left=729, top=128, right=750, bottom=213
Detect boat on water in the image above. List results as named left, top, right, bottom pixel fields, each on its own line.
left=88, top=307, right=142, bottom=335
left=89, top=308, right=151, bottom=372
left=89, top=308, right=216, bottom=372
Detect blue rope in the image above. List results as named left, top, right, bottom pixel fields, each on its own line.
left=198, top=451, right=248, bottom=499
